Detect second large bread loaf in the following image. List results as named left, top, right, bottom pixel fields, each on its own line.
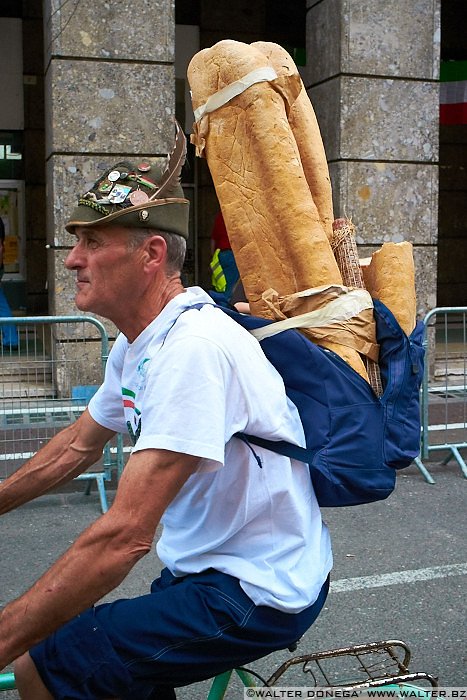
left=252, top=41, right=334, bottom=241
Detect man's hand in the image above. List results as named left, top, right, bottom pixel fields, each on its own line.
left=234, top=301, right=250, bottom=314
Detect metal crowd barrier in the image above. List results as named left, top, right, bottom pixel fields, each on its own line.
left=0, top=316, right=124, bottom=512
left=419, top=306, right=467, bottom=481
left=3, top=308, right=465, bottom=505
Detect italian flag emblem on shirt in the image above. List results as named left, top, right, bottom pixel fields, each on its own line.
left=122, top=387, right=136, bottom=409
left=440, top=60, right=467, bottom=125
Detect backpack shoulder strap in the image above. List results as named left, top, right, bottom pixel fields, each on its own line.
left=235, top=432, right=313, bottom=465
left=190, top=301, right=314, bottom=465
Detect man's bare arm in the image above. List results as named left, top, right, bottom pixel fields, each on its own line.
left=0, top=447, right=199, bottom=670
left=0, top=410, right=115, bottom=516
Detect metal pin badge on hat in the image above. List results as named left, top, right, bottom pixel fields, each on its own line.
left=98, top=181, right=113, bottom=193
left=139, top=210, right=149, bottom=222
left=129, top=190, right=149, bottom=205
left=137, top=161, right=151, bottom=173
left=108, top=185, right=132, bottom=204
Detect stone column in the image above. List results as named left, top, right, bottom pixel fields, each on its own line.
left=43, top=0, right=175, bottom=318
left=42, top=0, right=175, bottom=383
left=305, top=0, right=440, bottom=318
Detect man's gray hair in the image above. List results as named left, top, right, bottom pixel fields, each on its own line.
left=128, top=228, right=187, bottom=274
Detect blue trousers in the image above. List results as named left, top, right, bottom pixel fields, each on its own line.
left=0, top=287, right=18, bottom=347
left=30, top=568, right=329, bottom=700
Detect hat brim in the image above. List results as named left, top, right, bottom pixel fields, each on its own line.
left=65, top=197, right=190, bottom=239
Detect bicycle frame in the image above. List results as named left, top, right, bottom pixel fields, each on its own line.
left=0, top=673, right=15, bottom=691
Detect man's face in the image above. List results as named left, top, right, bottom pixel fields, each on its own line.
left=65, top=225, right=144, bottom=320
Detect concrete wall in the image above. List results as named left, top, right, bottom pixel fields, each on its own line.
left=305, top=0, right=440, bottom=319
left=43, top=0, right=177, bottom=338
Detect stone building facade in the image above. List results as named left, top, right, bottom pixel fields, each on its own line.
left=1, top=0, right=465, bottom=375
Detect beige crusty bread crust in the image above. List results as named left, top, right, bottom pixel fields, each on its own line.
left=188, top=40, right=369, bottom=380
left=362, top=242, right=416, bottom=335
left=252, top=41, right=334, bottom=241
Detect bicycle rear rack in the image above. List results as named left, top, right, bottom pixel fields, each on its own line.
left=265, top=639, right=439, bottom=689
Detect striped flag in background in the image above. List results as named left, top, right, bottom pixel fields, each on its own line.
left=440, top=60, right=467, bottom=125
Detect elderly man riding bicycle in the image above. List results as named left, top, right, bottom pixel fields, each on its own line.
left=0, top=125, right=331, bottom=700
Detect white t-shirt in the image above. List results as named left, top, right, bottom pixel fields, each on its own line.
left=89, top=286, right=332, bottom=612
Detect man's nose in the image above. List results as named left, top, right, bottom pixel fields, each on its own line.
left=64, top=243, right=83, bottom=269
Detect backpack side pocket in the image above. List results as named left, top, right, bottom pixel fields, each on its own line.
left=374, top=299, right=425, bottom=470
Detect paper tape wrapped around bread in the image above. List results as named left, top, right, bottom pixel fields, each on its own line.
left=188, top=40, right=376, bottom=381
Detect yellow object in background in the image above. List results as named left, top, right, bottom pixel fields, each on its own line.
left=3, top=235, right=18, bottom=269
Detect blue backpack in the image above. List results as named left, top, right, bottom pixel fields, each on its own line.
left=217, top=299, right=425, bottom=507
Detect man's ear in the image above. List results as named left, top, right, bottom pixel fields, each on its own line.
left=144, top=234, right=167, bottom=268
